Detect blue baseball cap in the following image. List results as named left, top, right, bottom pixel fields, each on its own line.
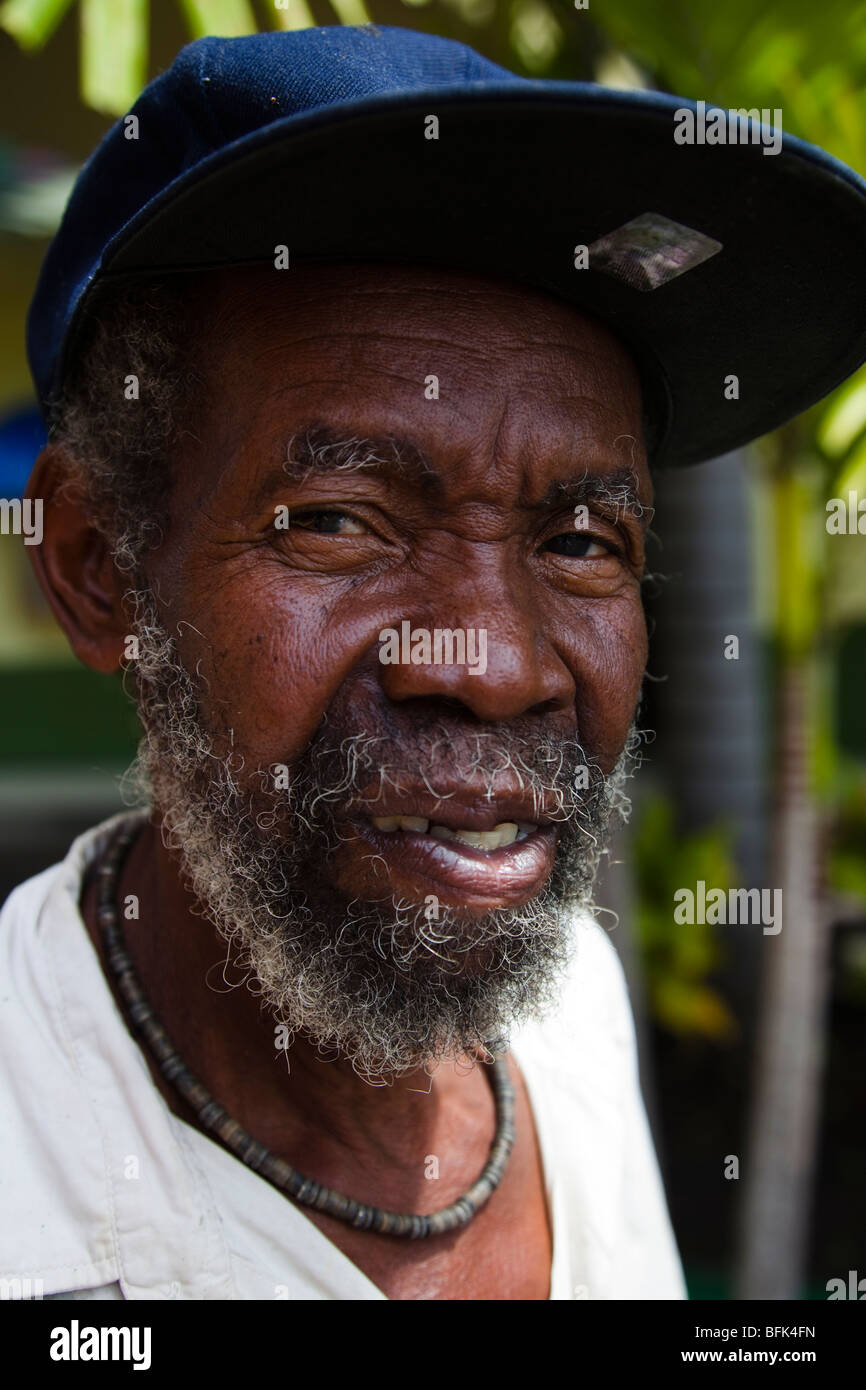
left=27, top=23, right=866, bottom=467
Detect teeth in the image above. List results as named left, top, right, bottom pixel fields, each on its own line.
left=372, top=817, right=536, bottom=850
left=428, top=824, right=457, bottom=841
left=448, top=824, right=520, bottom=850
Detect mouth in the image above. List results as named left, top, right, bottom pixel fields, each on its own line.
left=348, top=805, right=560, bottom=909
left=371, top=814, right=538, bottom=849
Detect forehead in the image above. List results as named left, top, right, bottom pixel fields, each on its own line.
left=184, top=262, right=652, bottom=508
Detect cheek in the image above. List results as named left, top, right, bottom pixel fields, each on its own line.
left=562, top=600, right=647, bottom=766
left=169, top=586, right=348, bottom=764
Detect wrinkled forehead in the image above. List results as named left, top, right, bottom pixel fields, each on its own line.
left=195, top=260, right=645, bottom=388
left=175, top=260, right=654, bottom=511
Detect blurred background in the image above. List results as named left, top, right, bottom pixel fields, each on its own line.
left=1, top=0, right=864, bottom=1300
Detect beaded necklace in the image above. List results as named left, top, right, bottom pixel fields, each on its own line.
left=97, top=816, right=516, bottom=1238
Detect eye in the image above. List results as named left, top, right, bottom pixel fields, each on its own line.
left=289, top=509, right=368, bottom=536
left=543, top=531, right=617, bottom=559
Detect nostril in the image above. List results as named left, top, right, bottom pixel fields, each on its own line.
left=529, top=697, right=567, bottom=717
left=386, top=694, right=487, bottom=724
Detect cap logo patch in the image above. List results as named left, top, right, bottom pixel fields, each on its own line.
left=588, top=212, right=723, bottom=291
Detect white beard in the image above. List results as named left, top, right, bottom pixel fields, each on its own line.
left=122, top=587, right=641, bottom=1081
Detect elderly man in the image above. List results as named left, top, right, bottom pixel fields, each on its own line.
left=2, top=25, right=865, bottom=1303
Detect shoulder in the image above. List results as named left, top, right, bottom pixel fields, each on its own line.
left=524, top=910, right=638, bottom=1061
left=0, top=810, right=140, bottom=951
left=509, top=909, right=642, bottom=1148
left=0, top=814, right=139, bottom=1295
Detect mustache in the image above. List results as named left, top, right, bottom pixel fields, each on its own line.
left=250, top=719, right=618, bottom=835
left=126, top=584, right=638, bottom=832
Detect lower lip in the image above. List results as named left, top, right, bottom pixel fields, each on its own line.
left=351, top=821, right=558, bottom=907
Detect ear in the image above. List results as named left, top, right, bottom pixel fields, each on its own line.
left=24, top=445, right=133, bottom=674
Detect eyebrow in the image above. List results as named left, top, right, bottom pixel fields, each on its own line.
left=251, top=425, right=439, bottom=509
left=536, top=470, right=654, bottom=529
left=251, top=424, right=653, bottom=527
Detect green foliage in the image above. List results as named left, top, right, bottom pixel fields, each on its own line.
left=818, top=367, right=866, bottom=462
left=80, top=0, right=147, bottom=114
left=179, top=0, right=257, bottom=40
left=632, top=793, right=739, bottom=1041
left=831, top=773, right=866, bottom=1003
left=0, top=0, right=73, bottom=49
left=581, top=0, right=866, bottom=172
left=828, top=775, right=866, bottom=905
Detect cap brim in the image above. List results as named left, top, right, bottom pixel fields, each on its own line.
left=82, top=85, right=866, bottom=468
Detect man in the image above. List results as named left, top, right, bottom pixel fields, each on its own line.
left=2, top=25, right=865, bottom=1302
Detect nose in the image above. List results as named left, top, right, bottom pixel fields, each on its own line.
left=377, top=563, right=575, bottom=723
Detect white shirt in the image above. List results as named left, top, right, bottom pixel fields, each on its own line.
left=0, top=811, right=687, bottom=1301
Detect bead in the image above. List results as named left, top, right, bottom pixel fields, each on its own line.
left=97, top=813, right=516, bottom=1239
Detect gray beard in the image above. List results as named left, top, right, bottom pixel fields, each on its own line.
left=121, top=587, right=642, bottom=1081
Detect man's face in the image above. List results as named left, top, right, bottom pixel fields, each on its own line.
left=128, top=263, right=654, bottom=1076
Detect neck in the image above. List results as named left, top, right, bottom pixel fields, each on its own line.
left=82, top=812, right=495, bottom=1174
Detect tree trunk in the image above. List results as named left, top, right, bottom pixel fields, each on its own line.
left=735, top=659, right=831, bottom=1299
